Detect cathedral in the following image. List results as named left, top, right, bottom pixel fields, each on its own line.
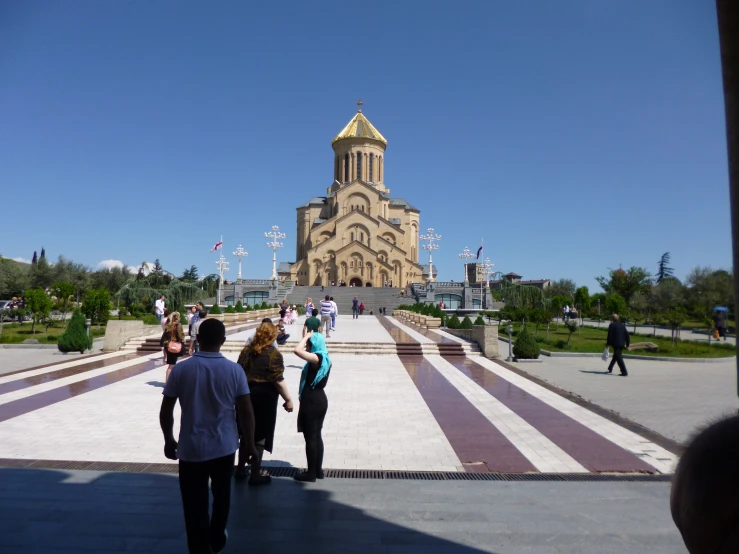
left=288, top=104, right=425, bottom=287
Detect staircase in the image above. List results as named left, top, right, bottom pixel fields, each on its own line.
left=286, top=286, right=410, bottom=314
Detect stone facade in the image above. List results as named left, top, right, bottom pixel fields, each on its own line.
left=289, top=108, right=424, bottom=287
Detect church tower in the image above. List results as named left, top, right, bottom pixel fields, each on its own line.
left=289, top=103, right=424, bottom=288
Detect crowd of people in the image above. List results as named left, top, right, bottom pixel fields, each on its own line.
left=159, top=306, right=333, bottom=552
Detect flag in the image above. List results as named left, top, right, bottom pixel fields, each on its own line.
left=211, top=240, right=223, bottom=252
left=476, top=246, right=483, bottom=259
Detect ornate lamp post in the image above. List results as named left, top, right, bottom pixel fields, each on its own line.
left=507, top=323, right=514, bottom=361
left=481, top=257, right=494, bottom=309
left=420, top=227, right=441, bottom=282
left=458, top=247, right=475, bottom=285
left=215, top=254, right=229, bottom=307
left=265, top=225, right=286, bottom=280
left=232, top=245, right=248, bottom=281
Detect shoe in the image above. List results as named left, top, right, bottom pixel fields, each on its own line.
left=248, top=471, right=272, bottom=486
left=210, top=529, right=228, bottom=554
left=317, top=470, right=325, bottom=479
left=607, top=369, right=612, bottom=374
left=294, top=471, right=316, bottom=482
left=233, top=467, right=248, bottom=481
left=619, top=373, right=628, bottom=377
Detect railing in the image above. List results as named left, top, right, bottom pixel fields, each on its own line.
left=434, top=282, right=464, bottom=288
left=240, top=279, right=271, bottom=285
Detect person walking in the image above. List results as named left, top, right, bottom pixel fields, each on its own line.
left=320, top=295, right=333, bottom=338
left=164, top=312, right=186, bottom=382
left=188, top=310, right=206, bottom=355
left=303, top=308, right=321, bottom=337
left=293, top=332, right=331, bottom=482
left=606, top=314, right=630, bottom=376
left=714, top=312, right=728, bottom=342
left=329, top=296, right=338, bottom=331
left=155, top=295, right=166, bottom=324
left=352, top=296, right=359, bottom=319
left=234, top=322, right=294, bottom=484
left=159, top=318, right=259, bottom=554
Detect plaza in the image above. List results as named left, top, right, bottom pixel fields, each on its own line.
left=0, top=313, right=698, bottom=552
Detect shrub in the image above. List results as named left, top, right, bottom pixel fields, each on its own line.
left=260, top=302, right=270, bottom=310
left=245, top=304, right=253, bottom=311
left=447, top=314, right=461, bottom=329
left=209, top=304, right=222, bottom=315
left=513, top=326, right=540, bottom=359
left=225, top=306, right=236, bottom=314
left=142, top=314, right=159, bottom=325
left=297, top=306, right=306, bottom=315
left=81, top=287, right=111, bottom=326
left=474, top=316, right=486, bottom=326
left=460, top=316, right=473, bottom=329
left=58, top=309, right=92, bottom=354
left=234, top=301, right=245, bottom=313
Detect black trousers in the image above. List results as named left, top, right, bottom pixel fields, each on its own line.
left=178, top=453, right=235, bottom=554
left=608, top=347, right=628, bottom=375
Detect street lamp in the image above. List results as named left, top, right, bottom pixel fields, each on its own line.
left=232, top=245, right=248, bottom=281
left=420, top=228, right=441, bottom=282
left=215, top=254, right=229, bottom=307
left=458, top=247, right=475, bottom=285
left=265, top=225, right=286, bottom=281
left=480, top=257, right=495, bottom=310
left=507, top=323, right=514, bottom=361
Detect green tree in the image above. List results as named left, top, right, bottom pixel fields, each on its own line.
left=0, top=257, right=29, bottom=297
left=529, top=308, right=551, bottom=336
left=182, top=265, right=199, bottom=281
left=605, top=293, right=627, bottom=316
left=473, top=315, right=486, bottom=326
left=596, top=266, right=651, bottom=302
left=513, top=326, right=540, bottom=359
left=29, top=256, right=53, bottom=290
left=81, top=287, right=112, bottom=327
left=656, top=252, right=674, bottom=284
left=24, top=287, right=52, bottom=334
left=550, top=295, right=568, bottom=326
left=628, top=292, right=649, bottom=332
left=460, top=316, right=473, bottom=329
left=573, top=286, right=590, bottom=320
left=51, top=281, right=76, bottom=322
left=545, top=278, right=576, bottom=300
left=58, top=309, right=92, bottom=353
left=666, top=307, right=688, bottom=344
left=685, top=267, right=734, bottom=323
left=649, top=277, right=684, bottom=315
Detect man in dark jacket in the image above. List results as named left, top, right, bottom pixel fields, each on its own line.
left=606, top=314, right=630, bottom=376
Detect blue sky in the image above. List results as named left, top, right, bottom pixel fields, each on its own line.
left=0, top=1, right=730, bottom=291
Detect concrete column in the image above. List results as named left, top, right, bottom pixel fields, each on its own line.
left=716, top=0, right=739, bottom=399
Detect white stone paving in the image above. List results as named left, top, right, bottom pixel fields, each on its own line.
left=425, top=355, right=588, bottom=473
left=471, top=356, right=678, bottom=473
left=229, top=314, right=396, bottom=344
left=0, top=348, right=462, bottom=471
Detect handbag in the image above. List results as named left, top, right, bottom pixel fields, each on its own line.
left=167, top=327, right=182, bottom=354
left=602, top=347, right=609, bottom=362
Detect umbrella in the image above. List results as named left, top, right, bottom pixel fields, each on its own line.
left=713, top=306, right=729, bottom=312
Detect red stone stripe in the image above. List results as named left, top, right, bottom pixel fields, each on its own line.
left=442, top=356, right=656, bottom=473
left=0, top=357, right=162, bottom=424
left=0, top=354, right=140, bottom=396
left=398, top=356, right=537, bottom=473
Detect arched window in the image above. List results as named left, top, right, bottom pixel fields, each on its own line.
left=344, top=153, right=349, bottom=181
left=356, top=151, right=363, bottom=181
left=369, top=153, right=374, bottom=181
left=350, top=232, right=354, bottom=242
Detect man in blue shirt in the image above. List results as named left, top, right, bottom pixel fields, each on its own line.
left=160, top=318, right=258, bottom=554
left=352, top=296, right=359, bottom=319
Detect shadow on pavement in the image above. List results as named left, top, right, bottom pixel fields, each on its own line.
left=579, top=370, right=612, bottom=376
left=0, top=467, right=495, bottom=553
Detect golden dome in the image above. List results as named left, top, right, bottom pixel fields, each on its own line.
left=332, top=108, right=387, bottom=145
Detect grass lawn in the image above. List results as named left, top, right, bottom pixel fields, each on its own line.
left=503, top=322, right=735, bottom=359
left=0, top=321, right=106, bottom=344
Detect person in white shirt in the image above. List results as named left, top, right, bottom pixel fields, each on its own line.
left=329, top=296, right=338, bottom=331
left=155, top=295, right=166, bottom=324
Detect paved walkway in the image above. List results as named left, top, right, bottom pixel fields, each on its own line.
left=0, top=315, right=679, bottom=474
left=503, top=345, right=738, bottom=443
left=0, top=468, right=685, bottom=553
left=580, top=318, right=736, bottom=345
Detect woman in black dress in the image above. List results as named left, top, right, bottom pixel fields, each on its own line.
left=293, top=331, right=331, bottom=482
left=236, top=322, right=294, bottom=485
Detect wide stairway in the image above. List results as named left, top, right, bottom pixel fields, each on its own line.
left=286, top=286, right=410, bottom=313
